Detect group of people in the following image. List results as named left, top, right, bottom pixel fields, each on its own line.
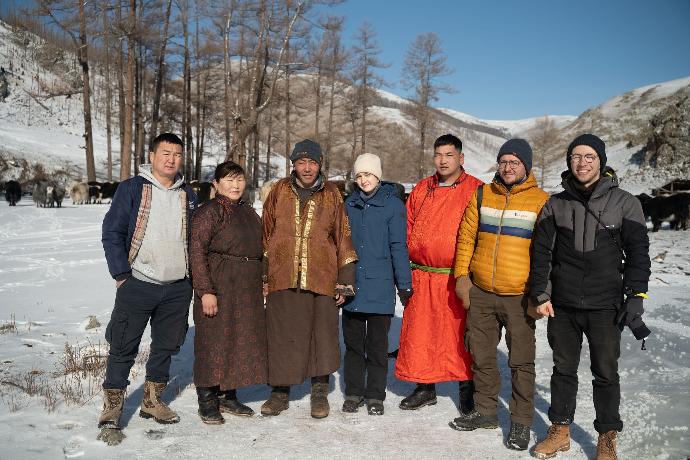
left=98, top=130, right=651, bottom=459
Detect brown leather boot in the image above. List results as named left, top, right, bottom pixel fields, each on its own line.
left=596, top=430, right=617, bottom=460
left=98, top=389, right=125, bottom=428
left=260, top=387, right=290, bottom=416
left=310, top=382, right=330, bottom=419
left=532, top=424, right=570, bottom=459
left=139, top=380, right=180, bottom=424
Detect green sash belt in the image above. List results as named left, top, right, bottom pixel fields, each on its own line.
left=410, top=262, right=453, bottom=275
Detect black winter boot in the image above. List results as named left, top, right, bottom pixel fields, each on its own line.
left=448, top=409, right=498, bottom=431
left=196, top=386, right=224, bottom=425
left=218, top=389, right=254, bottom=417
left=342, top=395, right=365, bottom=413
left=506, top=421, right=531, bottom=451
left=458, top=380, right=475, bottom=415
left=399, top=383, right=437, bottom=410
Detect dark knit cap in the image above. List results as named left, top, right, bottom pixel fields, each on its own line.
left=497, top=138, right=533, bottom=173
left=566, top=134, right=606, bottom=171
left=290, top=139, right=323, bottom=164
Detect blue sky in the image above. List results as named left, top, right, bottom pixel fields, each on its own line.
left=3, top=0, right=689, bottom=120
left=329, top=0, right=690, bottom=119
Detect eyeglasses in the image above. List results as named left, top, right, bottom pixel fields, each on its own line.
left=570, top=154, right=598, bottom=164
left=498, top=159, right=521, bottom=169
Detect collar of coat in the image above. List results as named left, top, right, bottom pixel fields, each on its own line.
left=290, top=171, right=325, bottom=194
left=347, top=182, right=396, bottom=208
left=490, top=171, right=539, bottom=196
left=560, top=168, right=618, bottom=203
left=429, top=168, right=469, bottom=190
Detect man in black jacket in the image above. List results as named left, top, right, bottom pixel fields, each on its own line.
left=530, top=134, right=651, bottom=460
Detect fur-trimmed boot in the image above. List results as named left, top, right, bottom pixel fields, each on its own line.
left=139, top=380, right=180, bottom=424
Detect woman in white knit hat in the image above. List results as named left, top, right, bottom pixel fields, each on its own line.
left=341, top=153, right=413, bottom=415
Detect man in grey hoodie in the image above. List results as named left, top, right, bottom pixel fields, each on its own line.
left=99, top=133, right=197, bottom=435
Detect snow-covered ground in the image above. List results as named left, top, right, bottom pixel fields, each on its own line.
left=0, top=201, right=688, bottom=459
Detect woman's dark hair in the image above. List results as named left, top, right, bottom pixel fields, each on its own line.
left=214, top=161, right=245, bottom=182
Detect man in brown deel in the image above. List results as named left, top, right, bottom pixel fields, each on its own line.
left=261, top=139, right=357, bottom=418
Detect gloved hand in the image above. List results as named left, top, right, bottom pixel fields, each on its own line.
left=455, top=275, right=472, bottom=310
left=628, top=314, right=651, bottom=340
left=398, top=288, right=413, bottom=307
left=616, top=296, right=650, bottom=340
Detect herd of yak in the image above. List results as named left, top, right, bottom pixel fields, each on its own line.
left=2, top=178, right=689, bottom=232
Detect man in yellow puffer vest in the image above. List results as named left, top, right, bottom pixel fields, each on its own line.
left=448, top=138, right=548, bottom=452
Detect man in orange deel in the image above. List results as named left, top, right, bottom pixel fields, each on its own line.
left=395, top=134, right=482, bottom=416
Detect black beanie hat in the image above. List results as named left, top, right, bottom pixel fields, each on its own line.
left=290, top=139, right=323, bottom=165
left=566, top=134, right=606, bottom=171
left=497, top=138, right=533, bottom=173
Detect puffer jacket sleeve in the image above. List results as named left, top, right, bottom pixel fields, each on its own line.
left=102, top=180, right=134, bottom=280
left=620, top=193, right=651, bottom=295
left=530, top=198, right=557, bottom=305
left=389, top=196, right=412, bottom=290
left=454, top=189, right=480, bottom=277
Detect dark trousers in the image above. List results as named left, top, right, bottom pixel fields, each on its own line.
left=342, top=310, right=392, bottom=401
left=465, top=286, right=536, bottom=425
left=547, top=306, right=623, bottom=433
left=103, top=277, right=192, bottom=390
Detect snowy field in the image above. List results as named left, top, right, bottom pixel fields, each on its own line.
left=0, top=201, right=688, bottom=459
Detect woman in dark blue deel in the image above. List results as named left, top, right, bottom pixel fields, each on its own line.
left=341, top=153, right=413, bottom=416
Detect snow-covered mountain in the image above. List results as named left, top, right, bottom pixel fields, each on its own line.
left=1, top=17, right=688, bottom=192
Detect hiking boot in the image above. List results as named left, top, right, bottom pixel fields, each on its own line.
left=458, top=380, right=475, bottom=415
left=596, top=430, right=617, bottom=460
left=196, top=386, right=224, bottom=425
left=219, top=389, right=254, bottom=417
left=399, top=383, right=437, bottom=410
left=341, top=396, right=365, bottom=413
left=448, top=409, right=499, bottom=431
left=367, top=399, right=384, bottom=416
left=98, top=388, right=125, bottom=429
left=532, top=424, right=570, bottom=459
left=139, top=380, right=180, bottom=424
left=506, top=421, right=531, bottom=451
left=260, top=387, right=290, bottom=416
left=310, top=382, right=330, bottom=419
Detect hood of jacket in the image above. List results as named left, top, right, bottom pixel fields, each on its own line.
left=138, top=164, right=185, bottom=190
left=560, top=167, right=618, bottom=203
left=490, top=171, right=539, bottom=196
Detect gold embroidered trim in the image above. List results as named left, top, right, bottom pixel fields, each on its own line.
left=292, top=197, right=301, bottom=288
left=341, top=256, right=358, bottom=267
left=300, top=200, right=316, bottom=289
